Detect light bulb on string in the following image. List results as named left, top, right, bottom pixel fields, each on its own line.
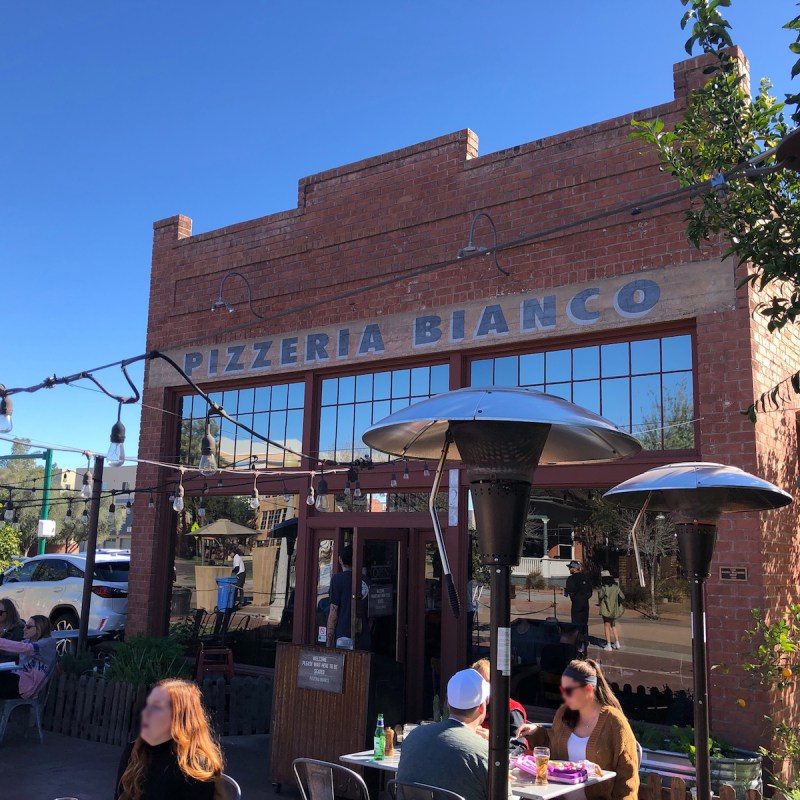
left=148, top=492, right=155, bottom=510
left=390, top=471, right=398, bottom=488
left=282, top=482, right=290, bottom=503
left=403, top=461, right=410, bottom=480
left=107, top=496, right=117, bottom=525
left=202, top=481, right=209, bottom=495
left=216, top=475, right=224, bottom=489
left=345, top=467, right=358, bottom=498
left=198, top=421, right=218, bottom=477
left=354, top=481, right=362, bottom=498
left=198, top=498, right=206, bottom=519
left=306, top=482, right=315, bottom=507
left=315, top=474, right=330, bottom=512
left=11, top=513, right=19, bottom=531
left=65, top=502, right=73, bottom=525
left=80, top=504, right=89, bottom=526
left=173, top=484, right=185, bottom=513
left=81, top=469, right=92, bottom=500
left=107, top=404, right=126, bottom=467
left=423, top=463, right=431, bottom=478
left=3, top=498, right=13, bottom=523
left=0, top=390, right=13, bottom=433
left=249, top=474, right=260, bottom=510
left=126, top=500, right=132, bottom=511
left=29, top=480, right=36, bottom=497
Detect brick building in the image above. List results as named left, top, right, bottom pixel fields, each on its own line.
left=131, top=49, right=800, bottom=746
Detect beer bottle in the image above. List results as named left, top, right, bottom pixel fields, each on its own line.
left=373, top=713, right=386, bottom=760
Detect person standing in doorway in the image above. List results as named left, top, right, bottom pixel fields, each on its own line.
left=229, top=547, right=246, bottom=603
left=327, top=544, right=355, bottom=649
left=564, top=560, right=592, bottom=656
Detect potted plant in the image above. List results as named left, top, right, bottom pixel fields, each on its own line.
left=634, top=722, right=762, bottom=799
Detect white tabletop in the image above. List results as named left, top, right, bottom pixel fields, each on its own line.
left=340, top=749, right=401, bottom=773
left=512, top=770, right=616, bottom=800
left=339, top=750, right=615, bottom=799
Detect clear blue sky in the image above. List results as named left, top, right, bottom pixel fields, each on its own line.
left=1, top=1, right=797, bottom=469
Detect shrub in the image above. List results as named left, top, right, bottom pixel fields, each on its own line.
left=105, top=633, right=189, bottom=685
left=525, top=570, right=547, bottom=593
left=656, top=576, right=690, bottom=603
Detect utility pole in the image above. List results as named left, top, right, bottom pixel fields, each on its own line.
left=38, top=448, right=53, bottom=555
left=78, top=455, right=104, bottom=655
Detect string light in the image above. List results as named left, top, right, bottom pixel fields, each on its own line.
left=173, top=472, right=185, bottom=512
left=216, top=476, right=224, bottom=489
left=390, top=471, right=398, bottom=488
left=344, top=467, right=357, bottom=497
left=202, top=481, right=209, bottom=495
left=148, top=491, right=155, bottom=509
left=11, top=513, right=19, bottom=531
left=198, top=498, right=206, bottom=519
left=283, top=482, right=290, bottom=503
left=65, top=501, right=73, bottom=524
left=3, top=497, right=13, bottom=523
left=249, top=474, right=260, bottom=510
left=403, top=461, right=410, bottom=480
left=315, top=472, right=330, bottom=512
left=81, top=456, right=92, bottom=499
left=107, top=403, right=126, bottom=467
left=306, top=481, right=315, bottom=507
left=354, top=480, right=362, bottom=498
left=198, top=421, right=218, bottom=477
left=106, top=493, right=117, bottom=525
left=423, top=462, right=431, bottom=477
left=0, top=389, right=12, bottom=433
left=80, top=503, right=89, bottom=526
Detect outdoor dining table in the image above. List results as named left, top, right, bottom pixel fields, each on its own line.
left=339, top=748, right=616, bottom=800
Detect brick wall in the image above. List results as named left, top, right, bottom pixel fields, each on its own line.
left=128, top=46, right=799, bottom=751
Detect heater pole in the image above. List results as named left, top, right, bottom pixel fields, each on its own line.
left=690, top=573, right=711, bottom=800
left=489, top=564, right=512, bottom=800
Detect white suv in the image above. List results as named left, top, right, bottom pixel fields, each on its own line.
left=0, top=553, right=129, bottom=633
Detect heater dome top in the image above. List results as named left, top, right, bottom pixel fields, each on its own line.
left=603, top=461, right=792, bottom=517
left=363, top=386, right=641, bottom=464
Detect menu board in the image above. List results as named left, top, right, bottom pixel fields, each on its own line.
left=297, top=649, right=345, bottom=693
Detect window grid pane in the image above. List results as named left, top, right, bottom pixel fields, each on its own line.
left=178, top=382, right=305, bottom=469
left=468, top=335, right=694, bottom=451
left=317, top=363, right=449, bottom=462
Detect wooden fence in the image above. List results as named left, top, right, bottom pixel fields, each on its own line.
left=40, top=672, right=273, bottom=746
left=638, top=773, right=774, bottom=800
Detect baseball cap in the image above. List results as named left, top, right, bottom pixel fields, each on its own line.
left=568, top=560, right=581, bottom=570
left=600, top=570, right=611, bottom=577
left=448, top=668, right=490, bottom=710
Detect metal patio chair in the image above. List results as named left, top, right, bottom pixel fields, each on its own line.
left=388, top=779, right=466, bottom=800
left=293, top=757, right=370, bottom=800
left=216, top=772, right=242, bottom=800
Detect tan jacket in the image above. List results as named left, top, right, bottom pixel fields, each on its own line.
left=546, top=704, right=639, bottom=800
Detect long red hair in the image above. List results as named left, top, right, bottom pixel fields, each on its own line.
left=118, top=679, right=223, bottom=800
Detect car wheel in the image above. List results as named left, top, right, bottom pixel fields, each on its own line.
left=52, top=612, right=79, bottom=655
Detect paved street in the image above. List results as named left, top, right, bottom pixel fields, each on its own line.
left=1, top=730, right=285, bottom=800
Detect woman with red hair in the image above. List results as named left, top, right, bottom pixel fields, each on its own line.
left=115, top=678, right=223, bottom=800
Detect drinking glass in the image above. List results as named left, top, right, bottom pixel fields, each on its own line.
left=533, top=746, right=550, bottom=786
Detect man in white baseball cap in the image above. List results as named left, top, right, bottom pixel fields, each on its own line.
left=398, top=668, right=503, bottom=800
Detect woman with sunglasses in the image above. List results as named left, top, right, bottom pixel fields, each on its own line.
left=0, top=614, right=58, bottom=699
left=521, top=659, right=639, bottom=800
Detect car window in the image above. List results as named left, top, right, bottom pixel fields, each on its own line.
left=5, top=561, right=38, bottom=582
left=93, top=562, right=130, bottom=583
left=34, top=559, right=70, bottom=582
left=67, top=562, right=83, bottom=579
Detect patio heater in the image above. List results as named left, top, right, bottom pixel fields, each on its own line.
left=604, top=462, right=791, bottom=800
left=363, top=387, right=641, bottom=800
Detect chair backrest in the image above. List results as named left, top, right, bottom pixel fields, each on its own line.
left=215, top=773, right=242, bottom=800
left=635, top=740, right=643, bottom=768
left=232, top=614, right=251, bottom=633
left=388, top=780, right=466, bottom=800
left=293, top=758, right=370, bottom=800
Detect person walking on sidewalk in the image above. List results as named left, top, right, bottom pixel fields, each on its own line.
left=598, top=570, right=625, bottom=651
left=564, top=560, right=592, bottom=656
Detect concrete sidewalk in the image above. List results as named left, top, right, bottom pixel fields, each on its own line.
left=0, top=730, right=290, bottom=800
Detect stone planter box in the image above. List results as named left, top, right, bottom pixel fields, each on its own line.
left=640, top=747, right=762, bottom=800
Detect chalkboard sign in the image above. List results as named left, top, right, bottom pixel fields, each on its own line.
left=297, top=649, right=345, bottom=693
left=369, top=583, right=394, bottom=617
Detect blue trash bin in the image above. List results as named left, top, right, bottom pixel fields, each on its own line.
left=216, top=577, right=238, bottom=611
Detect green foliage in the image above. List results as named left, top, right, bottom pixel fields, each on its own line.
left=632, top=722, right=736, bottom=763
left=636, top=378, right=695, bottom=451
left=104, top=633, right=189, bottom=686
left=0, top=523, right=21, bottom=572
left=631, top=0, right=800, bottom=420
left=60, top=650, right=97, bottom=678
left=525, top=570, right=547, bottom=593
left=739, top=605, right=800, bottom=773
left=656, top=576, right=691, bottom=603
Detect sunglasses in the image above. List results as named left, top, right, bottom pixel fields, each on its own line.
left=560, top=684, right=588, bottom=697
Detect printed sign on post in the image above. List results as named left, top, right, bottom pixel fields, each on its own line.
left=297, top=649, right=345, bottom=693
left=37, top=519, right=56, bottom=539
